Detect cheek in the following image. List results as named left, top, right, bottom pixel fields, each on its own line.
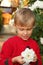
left=28, top=30, right=33, bottom=34
left=17, top=30, right=23, bottom=34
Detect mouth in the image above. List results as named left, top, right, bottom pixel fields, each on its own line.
left=22, top=36, right=29, bottom=40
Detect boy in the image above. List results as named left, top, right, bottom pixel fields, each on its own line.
left=1, top=8, right=42, bottom=65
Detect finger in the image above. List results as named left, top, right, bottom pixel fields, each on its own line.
left=21, top=61, right=25, bottom=64
left=33, top=57, right=37, bottom=62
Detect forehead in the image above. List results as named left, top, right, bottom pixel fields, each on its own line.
left=16, top=18, right=35, bottom=27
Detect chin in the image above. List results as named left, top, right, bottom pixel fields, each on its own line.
left=22, top=37, right=29, bottom=40
left=23, top=39, right=28, bottom=40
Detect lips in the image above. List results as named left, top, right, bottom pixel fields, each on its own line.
left=22, top=36, right=29, bottom=40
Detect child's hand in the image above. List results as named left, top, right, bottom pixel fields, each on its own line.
left=12, top=56, right=25, bottom=64
left=33, top=54, right=37, bottom=62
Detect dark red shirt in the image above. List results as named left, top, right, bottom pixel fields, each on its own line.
left=1, top=36, right=42, bottom=65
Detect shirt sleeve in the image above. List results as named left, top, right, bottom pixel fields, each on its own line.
left=30, top=41, right=42, bottom=65
left=35, top=42, right=42, bottom=65
left=0, top=59, right=13, bottom=65
left=1, top=38, right=15, bottom=65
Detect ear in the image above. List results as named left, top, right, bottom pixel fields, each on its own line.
left=13, top=23, right=16, bottom=26
left=13, top=24, right=17, bottom=34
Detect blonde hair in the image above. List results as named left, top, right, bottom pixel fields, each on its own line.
left=14, top=8, right=35, bottom=27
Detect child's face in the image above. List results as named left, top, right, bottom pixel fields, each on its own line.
left=16, top=22, right=34, bottom=40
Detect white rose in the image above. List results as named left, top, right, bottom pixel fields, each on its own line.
left=21, top=48, right=35, bottom=63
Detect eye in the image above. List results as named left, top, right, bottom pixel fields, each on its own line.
left=27, top=28, right=33, bottom=31
left=18, top=28, right=24, bottom=31
left=20, top=29, right=24, bottom=31
left=27, top=29, right=30, bottom=30
left=27, top=29, right=31, bottom=31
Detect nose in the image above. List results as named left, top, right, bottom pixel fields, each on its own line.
left=24, top=30, right=27, bottom=35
